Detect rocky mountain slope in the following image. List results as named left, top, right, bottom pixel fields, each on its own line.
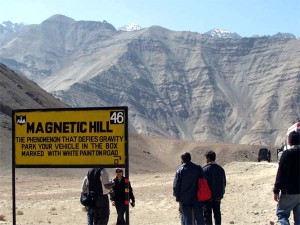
left=0, top=15, right=299, bottom=146
left=0, top=64, right=265, bottom=172
left=0, top=63, right=67, bottom=168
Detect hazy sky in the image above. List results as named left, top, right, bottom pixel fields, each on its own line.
left=1, top=0, right=299, bottom=37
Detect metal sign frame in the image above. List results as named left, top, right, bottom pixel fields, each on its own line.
left=12, top=107, right=130, bottom=224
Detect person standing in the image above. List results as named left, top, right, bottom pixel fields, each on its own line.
left=273, top=131, right=300, bottom=225
left=111, top=168, right=135, bottom=225
left=173, top=152, right=205, bottom=225
left=82, top=168, right=115, bottom=225
left=203, top=150, right=226, bottom=225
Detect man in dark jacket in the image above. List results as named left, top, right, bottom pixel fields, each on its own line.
left=203, top=151, right=226, bottom=225
left=273, top=131, right=300, bottom=225
left=111, top=168, right=135, bottom=225
left=173, top=152, right=205, bottom=225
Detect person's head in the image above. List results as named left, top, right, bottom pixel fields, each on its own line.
left=205, top=150, right=216, bottom=163
left=181, top=152, right=191, bottom=164
left=288, top=131, right=300, bottom=146
left=115, top=168, right=123, bottom=178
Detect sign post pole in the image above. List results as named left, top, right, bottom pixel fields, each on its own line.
left=12, top=114, right=16, bottom=225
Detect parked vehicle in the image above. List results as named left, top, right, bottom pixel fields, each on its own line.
left=258, top=148, right=271, bottom=162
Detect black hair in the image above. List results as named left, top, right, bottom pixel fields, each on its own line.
left=288, top=131, right=300, bottom=145
left=181, top=152, right=191, bottom=163
left=205, top=150, right=216, bottom=161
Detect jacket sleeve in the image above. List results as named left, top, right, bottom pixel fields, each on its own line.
left=223, top=168, right=226, bottom=194
left=173, top=169, right=181, bottom=202
left=273, top=151, right=288, bottom=194
left=129, top=182, right=135, bottom=202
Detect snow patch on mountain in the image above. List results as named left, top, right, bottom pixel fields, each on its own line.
left=204, top=28, right=242, bottom=39
left=118, top=23, right=142, bottom=31
left=0, top=21, right=24, bottom=33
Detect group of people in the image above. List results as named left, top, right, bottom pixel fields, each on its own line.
left=173, top=151, right=226, bottom=225
left=81, top=167, right=135, bottom=225
left=174, top=130, right=300, bottom=225
left=80, top=131, right=300, bottom=225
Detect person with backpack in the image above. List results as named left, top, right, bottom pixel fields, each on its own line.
left=203, top=150, right=226, bottom=225
left=273, top=131, right=300, bottom=225
left=173, top=152, right=205, bottom=225
left=81, top=168, right=115, bottom=225
left=110, top=168, right=135, bottom=225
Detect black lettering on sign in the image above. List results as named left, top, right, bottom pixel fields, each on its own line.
left=98, top=136, right=124, bottom=142
left=80, top=150, right=96, bottom=156
left=55, top=143, right=79, bottom=150
left=26, top=122, right=88, bottom=134
left=47, top=151, right=61, bottom=156
left=91, top=143, right=103, bottom=149
left=27, top=136, right=61, bottom=143
left=105, top=143, right=117, bottom=149
left=21, top=151, right=44, bottom=156
left=78, top=136, right=98, bottom=142
left=21, top=144, right=36, bottom=150
left=62, top=136, right=77, bottom=142
left=89, top=121, right=113, bottom=133
left=95, top=150, right=119, bottom=156
left=38, top=144, right=52, bottom=149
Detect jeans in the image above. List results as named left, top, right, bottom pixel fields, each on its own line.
left=203, top=199, right=222, bottom=225
left=276, top=194, right=300, bottom=225
left=87, top=207, right=94, bottom=225
left=87, top=195, right=110, bottom=225
left=182, top=200, right=205, bottom=225
left=115, top=202, right=126, bottom=225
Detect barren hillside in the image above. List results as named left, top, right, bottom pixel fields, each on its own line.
left=0, top=63, right=67, bottom=168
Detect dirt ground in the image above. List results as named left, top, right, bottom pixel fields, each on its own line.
left=0, top=161, right=280, bottom=225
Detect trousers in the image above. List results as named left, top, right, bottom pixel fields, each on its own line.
left=203, top=199, right=222, bottom=225
left=87, top=194, right=110, bottom=225
left=276, top=194, right=300, bottom=225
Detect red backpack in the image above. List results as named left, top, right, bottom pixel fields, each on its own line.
left=197, top=177, right=212, bottom=201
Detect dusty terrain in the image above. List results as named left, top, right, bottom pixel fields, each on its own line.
left=0, top=160, right=279, bottom=225
left=0, top=133, right=281, bottom=225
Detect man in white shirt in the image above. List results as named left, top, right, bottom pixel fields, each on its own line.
left=82, top=168, right=114, bottom=225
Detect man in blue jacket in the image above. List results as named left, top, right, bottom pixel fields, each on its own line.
left=173, top=152, right=205, bottom=225
left=273, top=131, right=300, bottom=225
left=203, top=151, right=226, bottom=225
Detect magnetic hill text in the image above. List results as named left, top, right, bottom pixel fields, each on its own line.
left=26, top=121, right=113, bottom=133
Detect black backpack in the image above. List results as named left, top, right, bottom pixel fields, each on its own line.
left=80, top=168, right=103, bottom=208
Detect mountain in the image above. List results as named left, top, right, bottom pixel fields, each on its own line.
left=0, top=63, right=68, bottom=168
left=0, top=21, right=25, bottom=46
left=272, top=32, right=297, bottom=39
left=0, top=15, right=299, bottom=146
left=204, top=28, right=242, bottom=39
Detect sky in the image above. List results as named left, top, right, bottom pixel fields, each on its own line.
left=0, top=0, right=299, bottom=37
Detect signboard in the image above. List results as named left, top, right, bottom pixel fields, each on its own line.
left=13, top=107, right=128, bottom=167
